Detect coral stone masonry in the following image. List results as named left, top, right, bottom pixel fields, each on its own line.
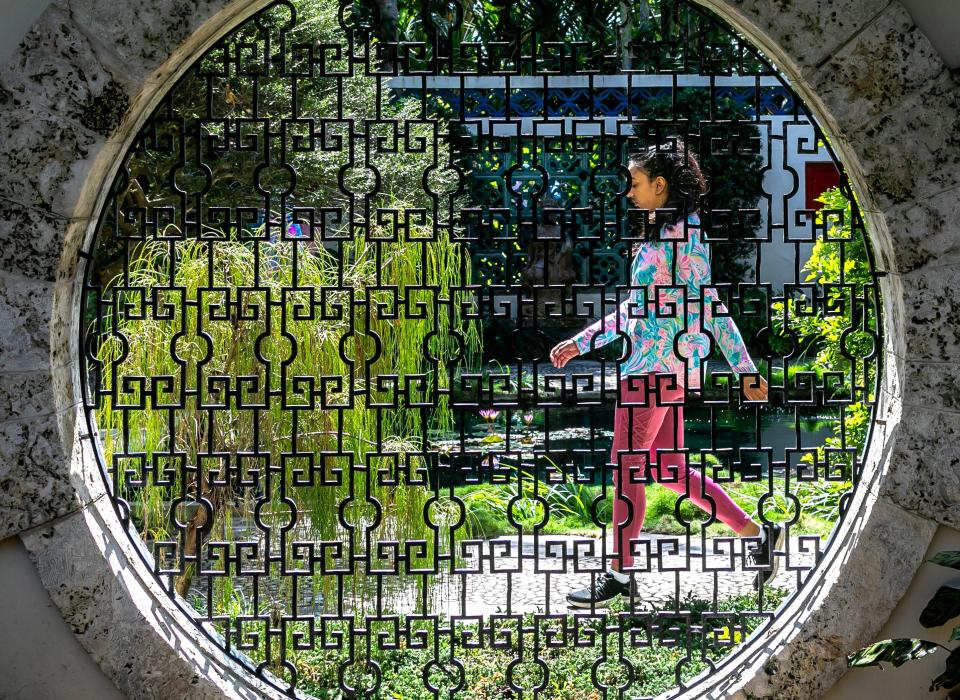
left=1, top=1, right=958, bottom=698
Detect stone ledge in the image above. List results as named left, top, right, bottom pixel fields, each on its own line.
left=20, top=495, right=288, bottom=700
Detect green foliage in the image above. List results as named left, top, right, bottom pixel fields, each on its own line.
left=90, top=0, right=483, bottom=617
left=360, top=0, right=763, bottom=76
left=458, top=471, right=835, bottom=539
left=848, top=639, right=941, bottom=669
left=96, top=0, right=462, bottom=284
left=921, top=588, right=960, bottom=629
left=767, top=186, right=878, bottom=519
left=791, top=478, right=851, bottom=522
left=930, top=552, right=960, bottom=571
left=848, top=551, right=960, bottom=694
left=459, top=462, right=611, bottom=538
left=772, top=186, right=876, bottom=383
left=293, top=588, right=788, bottom=699
left=96, top=217, right=479, bottom=577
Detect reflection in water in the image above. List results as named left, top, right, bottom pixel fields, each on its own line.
left=434, top=406, right=837, bottom=482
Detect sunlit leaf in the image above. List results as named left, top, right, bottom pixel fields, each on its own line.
left=847, top=638, right=940, bottom=669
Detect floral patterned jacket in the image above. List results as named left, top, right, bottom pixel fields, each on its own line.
left=571, top=212, right=758, bottom=389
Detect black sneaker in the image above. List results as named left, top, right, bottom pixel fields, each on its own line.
left=749, top=523, right=785, bottom=590
left=566, top=572, right=636, bottom=609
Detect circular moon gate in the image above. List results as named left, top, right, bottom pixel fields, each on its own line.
left=79, top=0, right=882, bottom=696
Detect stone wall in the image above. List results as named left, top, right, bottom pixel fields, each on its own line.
left=1, top=0, right=958, bottom=697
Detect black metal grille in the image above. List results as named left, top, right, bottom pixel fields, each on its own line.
left=80, top=0, right=881, bottom=697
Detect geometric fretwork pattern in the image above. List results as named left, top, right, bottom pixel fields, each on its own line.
left=81, top=0, right=880, bottom=697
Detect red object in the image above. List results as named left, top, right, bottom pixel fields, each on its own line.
left=609, top=374, right=752, bottom=569
left=805, top=162, right=840, bottom=210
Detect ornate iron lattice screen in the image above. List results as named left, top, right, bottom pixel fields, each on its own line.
left=80, top=0, right=882, bottom=697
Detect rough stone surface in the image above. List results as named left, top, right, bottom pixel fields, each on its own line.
left=701, top=0, right=893, bottom=75
left=21, top=501, right=287, bottom=700
left=899, top=264, right=960, bottom=362
left=0, top=101, right=104, bottom=215
left=753, top=507, right=935, bottom=698
left=0, top=4, right=129, bottom=133
left=50, top=275, right=78, bottom=373
left=882, top=188, right=960, bottom=273
left=902, top=361, right=960, bottom=412
left=0, top=370, right=59, bottom=423
left=858, top=209, right=897, bottom=279
left=879, top=406, right=960, bottom=530
left=676, top=495, right=937, bottom=699
left=809, top=4, right=944, bottom=126
left=0, top=272, right=54, bottom=373
left=0, top=199, right=75, bottom=283
left=838, top=69, right=960, bottom=210
left=62, top=0, right=265, bottom=92
left=0, top=412, right=82, bottom=540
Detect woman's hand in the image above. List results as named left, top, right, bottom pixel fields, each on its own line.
left=550, top=339, right=581, bottom=368
left=742, top=374, right=769, bottom=402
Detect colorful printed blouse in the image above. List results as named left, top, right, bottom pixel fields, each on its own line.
left=571, top=212, right=758, bottom=389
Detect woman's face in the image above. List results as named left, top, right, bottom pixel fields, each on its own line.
left=627, top=164, right=668, bottom=215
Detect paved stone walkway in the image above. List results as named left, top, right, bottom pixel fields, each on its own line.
left=185, top=530, right=821, bottom=618
left=379, top=532, right=821, bottom=616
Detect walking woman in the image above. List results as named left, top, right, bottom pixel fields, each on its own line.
left=549, top=141, right=784, bottom=608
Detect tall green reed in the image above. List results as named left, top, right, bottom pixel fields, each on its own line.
left=95, top=213, right=480, bottom=612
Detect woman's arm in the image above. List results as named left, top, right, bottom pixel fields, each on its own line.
left=686, top=234, right=758, bottom=375
left=703, top=288, right=759, bottom=375
left=551, top=298, right=635, bottom=370
left=551, top=248, right=646, bottom=368
left=707, top=291, right=768, bottom=400
left=569, top=287, right=644, bottom=355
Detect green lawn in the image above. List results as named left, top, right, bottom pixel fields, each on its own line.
left=452, top=475, right=841, bottom=541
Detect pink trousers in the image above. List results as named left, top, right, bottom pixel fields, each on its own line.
left=611, top=374, right=753, bottom=569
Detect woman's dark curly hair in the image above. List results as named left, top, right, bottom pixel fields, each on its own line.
left=627, top=138, right=708, bottom=224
